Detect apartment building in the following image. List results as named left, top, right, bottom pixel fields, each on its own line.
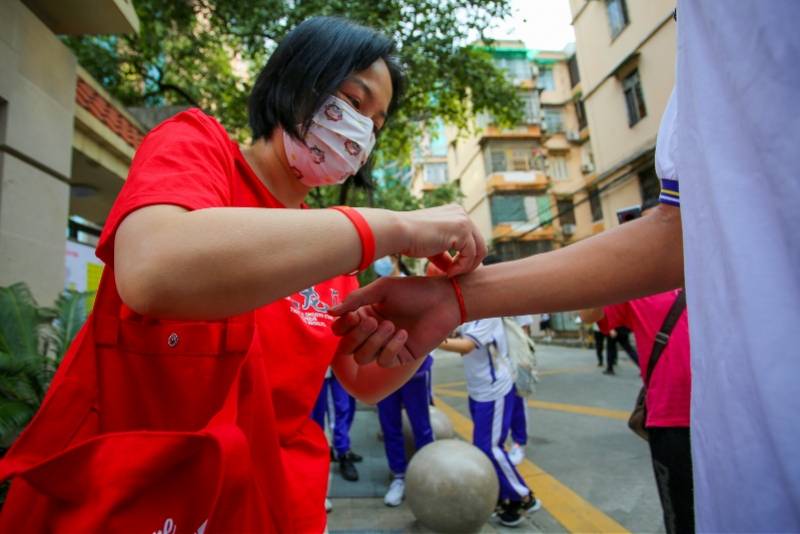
left=569, top=0, right=676, bottom=230
left=412, top=40, right=592, bottom=264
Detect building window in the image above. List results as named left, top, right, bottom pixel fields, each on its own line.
left=490, top=194, right=528, bottom=225
left=623, top=70, right=647, bottom=126
left=537, top=67, right=555, bottom=91
left=575, top=99, right=588, bottom=130
left=639, top=165, right=660, bottom=204
left=424, top=162, right=449, bottom=185
left=606, top=0, right=629, bottom=39
left=490, top=150, right=508, bottom=172
left=542, top=108, right=563, bottom=133
left=589, top=188, right=603, bottom=222
left=557, top=198, right=576, bottom=226
left=511, top=149, right=531, bottom=171
left=567, top=55, right=580, bottom=88
left=548, top=156, right=568, bottom=181
left=521, top=92, right=540, bottom=124
left=496, top=57, right=533, bottom=84
left=495, top=240, right=553, bottom=261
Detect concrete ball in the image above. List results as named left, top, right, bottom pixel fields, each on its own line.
left=406, top=439, right=499, bottom=534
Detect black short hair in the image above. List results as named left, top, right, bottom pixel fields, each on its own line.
left=248, top=17, right=405, bottom=142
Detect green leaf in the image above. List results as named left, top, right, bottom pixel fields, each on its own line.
left=0, top=399, right=35, bottom=448
left=0, top=284, right=43, bottom=358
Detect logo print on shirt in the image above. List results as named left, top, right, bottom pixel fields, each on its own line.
left=300, top=287, right=329, bottom=312
left=330, top=288, right=341, bottom=307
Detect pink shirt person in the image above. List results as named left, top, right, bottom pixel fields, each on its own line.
left=604, top=289, right=690, bottom=427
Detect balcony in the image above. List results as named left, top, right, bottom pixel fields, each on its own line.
left=492, top=223, right=555, bottom=242
left=487, top=171, right=549, bottom=193
left=480, top=124, right=542, bottom=142
left=23, top=0, right=139, bottom=34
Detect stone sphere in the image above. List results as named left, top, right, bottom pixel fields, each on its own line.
left=402, top=406, right=455, bottom=457
left=406, top=439, right=499, bottom=534
left=430, top=406, right=455, bottom=440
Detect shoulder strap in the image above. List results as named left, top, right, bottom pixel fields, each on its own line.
left=644, top=290, right=686, bottom=386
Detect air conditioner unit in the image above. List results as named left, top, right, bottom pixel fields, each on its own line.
left=566, top=130, right=580, bottom=142
left=581, top=162, right=595, bottom=174
left=562, top=224, right=577, bottom=236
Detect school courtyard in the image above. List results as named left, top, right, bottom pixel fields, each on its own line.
left=328, top=344, right=663, bottom=533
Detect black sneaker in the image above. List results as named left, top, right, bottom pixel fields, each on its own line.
left=341, top=450, right=363, bottom=463
left=339, top=456, right=359, bottom=482
left=522, top=493, right=542, bottom=514
left=498, top=500, right=524, bottom=527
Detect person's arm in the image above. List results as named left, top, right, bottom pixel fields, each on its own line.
left=331, top=204, right=683, bottom=366
left=458, top=204, right=682, bottom=318
left=438, top=337, right=476, bottom=355
left=114, top=203, right=484, bottom=319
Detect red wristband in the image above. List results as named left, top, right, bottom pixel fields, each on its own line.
left=449, top=277, right=468, bottom=324
left=331, top=206, right=376, bottom=273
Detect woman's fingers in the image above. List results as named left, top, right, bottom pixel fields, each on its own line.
left=353, top=320, right=396, bottom=365
left=331, top=311, right=360, bottom=336
left=376, top=329, right=409, bottom=368
left=335, top=312, right=378, bottom=357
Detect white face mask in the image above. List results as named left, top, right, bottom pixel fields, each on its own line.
left=283, top=95, right=376, bottom=187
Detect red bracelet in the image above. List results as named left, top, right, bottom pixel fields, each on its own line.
left=331, top=206, right=376, bottom=273
left=449, top=277, right=468, bottom=324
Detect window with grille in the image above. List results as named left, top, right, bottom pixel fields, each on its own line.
left=589, top=188, right=603, bottom=222
left=424, top=163, right=449, bottom=185
left=537, top=67, right=555, bottom=91
left=511, top=149, right=530, bottom=171
left=606, top=0, right=629, bottom=39
left=557, top=199, right=576, bottom=226
left=495, top=240, right=553, bottom=261
left=568, top=55, right=580, bottom=87
left=575, top=99, right=588, bottom=130
left=490, top=150, right=507, bottom=172
left=521, top=92, right=540, bottom=124
left=543, top=108, right=563, bottom=133
left=490, top=194, right=528, bottom=225
left=623, top=70, right=647, bottom=126
left=549, top=156, right=568, bottom=181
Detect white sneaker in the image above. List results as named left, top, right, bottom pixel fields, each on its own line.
left=384, top=477, right=405, bottom=507
left=325, top=498, right=332, bottom=513
left=509, top=443, right=525, bottom=466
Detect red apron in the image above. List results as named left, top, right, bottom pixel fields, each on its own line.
left=0, top=271, right=278, bottom=533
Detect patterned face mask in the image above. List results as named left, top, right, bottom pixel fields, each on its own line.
left=283, top=95, right=376, bottom=187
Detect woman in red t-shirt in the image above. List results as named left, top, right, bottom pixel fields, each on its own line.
left=0, top=16, right=484, bottom=534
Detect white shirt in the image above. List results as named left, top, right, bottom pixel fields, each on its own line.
left=459, top=319, right=513, bottom=402
left=513, top=315, right=533, bottom=328
left=675, top=1, right=800, bottom=530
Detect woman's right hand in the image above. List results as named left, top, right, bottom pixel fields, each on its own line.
left=363, top=204, right=486, bottom=276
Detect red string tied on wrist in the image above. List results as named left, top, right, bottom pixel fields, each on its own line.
left=330, top=206, right=376, bottom=274
left=427, top=252, right=468, bottom=324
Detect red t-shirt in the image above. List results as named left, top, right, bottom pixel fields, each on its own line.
left=604, top=290, right=691, bottom=428
left=97, top=109, right=356, bottom=533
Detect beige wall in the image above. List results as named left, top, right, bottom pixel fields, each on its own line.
left=0, top=0, right=77, bottom=302
left=584, top=20, right=676, bottom=175
left=571, top=0, right=675, bottom=93
left=568, top=0, right=677, bottom=244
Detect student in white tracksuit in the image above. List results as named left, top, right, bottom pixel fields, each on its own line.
left=439, top=318, right=540, bottom=527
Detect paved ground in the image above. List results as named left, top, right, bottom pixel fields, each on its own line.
left=327, top=344, right=663, bottom=533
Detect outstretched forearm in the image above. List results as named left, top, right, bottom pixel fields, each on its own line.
left=331, top=352, right=426, bottom=404
left=460, top=204, right=683, bottom=319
